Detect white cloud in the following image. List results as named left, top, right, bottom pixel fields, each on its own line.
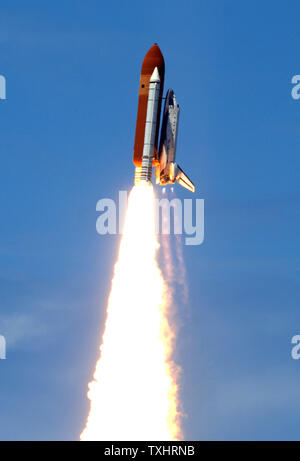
left=0, top=313, right=47, bottom=348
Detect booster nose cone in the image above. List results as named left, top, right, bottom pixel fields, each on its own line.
left=150, top=67, right=160, bottom=83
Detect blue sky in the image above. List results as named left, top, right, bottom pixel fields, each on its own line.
left=0, top=0, right=299, bottom=440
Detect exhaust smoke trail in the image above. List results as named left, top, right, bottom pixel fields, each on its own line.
left=160, top=188, right=188, bottom=306
left=81, top=184, right=182, bottom=441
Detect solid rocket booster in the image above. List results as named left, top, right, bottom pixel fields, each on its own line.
left=139, top=67, right=160, bottom=184
left=133, top=44, right=195, bottom=192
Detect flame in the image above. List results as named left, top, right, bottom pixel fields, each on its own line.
left=81, top=184, right=182, bottom=441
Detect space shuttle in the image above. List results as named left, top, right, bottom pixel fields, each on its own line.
left=133, top=43, right=195, bottom=193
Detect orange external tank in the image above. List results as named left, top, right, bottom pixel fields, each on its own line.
left=133, top=44, right=165, bottom=167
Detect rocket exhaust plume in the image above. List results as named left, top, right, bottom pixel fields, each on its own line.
left=81, top=184, right=182, bottom=441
